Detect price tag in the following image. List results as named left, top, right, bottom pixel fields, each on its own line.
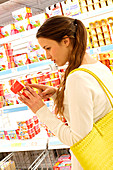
left=11, top=67, right=17, bottom=74
left=93, top=47, right=101, bottom=54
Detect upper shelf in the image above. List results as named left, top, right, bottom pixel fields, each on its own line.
left=0, top=60, right=54, bottom=81
left=75, top=5, right=113, bottom=27
left=0, top=5, right=113, bottom=45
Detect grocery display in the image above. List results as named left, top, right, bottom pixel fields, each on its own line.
left=0, top=0, right=113, bottom=169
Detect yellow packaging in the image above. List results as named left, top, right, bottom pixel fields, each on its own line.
left=94, top=20, right=101, bottom=27
left=101, top=19, right=107, bottom=25
left=81, top=6, right=88, bottom=13
left=94, top=2, right=100, bottom=9
left=96, top=27, right=102, bottom=34
left=103, top=32, right=110, bottom=39
left=107, top=0, right=113, bottom=5
left=97, top=33, right=103, bottom=40
left=86, top=0, right=93, bottom=5
left=107, top=17, right=113, bottom=23
left=99, top=40, right=105, bottom=46
left=109, top=23, right=113, bottom=33
left=93, top=41, right=99, bottom=48
left=100, top=1, right=107, bottom=7
left=101, top=25, right=108, bottom=32
left=90, top=28, right=96, bottom=35
left=105, top=38, right=112, bottom=45
left=92, top=34, right=98, bottom=41
left=89, top=22, right=95, bottom=28
left=88, top=4, right=94, bottom=11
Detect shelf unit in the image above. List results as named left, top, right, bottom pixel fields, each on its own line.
left=0, top=3, right=113, bottom=155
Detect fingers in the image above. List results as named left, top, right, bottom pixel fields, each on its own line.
left=24, top=86, right=37, bottom=98
left=28, top=84, right=46, bottom=90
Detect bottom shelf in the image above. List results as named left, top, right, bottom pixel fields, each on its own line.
left=0, top=148, right=70, bottom=170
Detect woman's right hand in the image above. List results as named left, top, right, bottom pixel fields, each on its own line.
left=27, top=84, right=57, bottom=99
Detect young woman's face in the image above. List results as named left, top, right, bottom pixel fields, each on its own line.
left=38, top=37, right=71, bottom=66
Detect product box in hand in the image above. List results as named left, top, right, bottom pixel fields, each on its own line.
left=12, top=7, right=32, bottom=21
left=29, top=13, right=46, bottom=29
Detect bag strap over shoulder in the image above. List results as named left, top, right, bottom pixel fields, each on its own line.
left=69, top=68, right=113, bottom=108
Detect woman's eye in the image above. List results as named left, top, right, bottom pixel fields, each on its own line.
left=46, top=47, right=51, bottom=50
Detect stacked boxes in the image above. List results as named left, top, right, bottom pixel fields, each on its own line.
left=88, top=19, right=112, bottom=48
left=79, top=0, right=113, bottom=13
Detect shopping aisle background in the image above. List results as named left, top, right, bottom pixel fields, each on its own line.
left=0, top=0, right=113, bottom=169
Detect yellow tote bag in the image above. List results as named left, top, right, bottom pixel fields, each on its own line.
left=69, top=68, right=113, bottom=170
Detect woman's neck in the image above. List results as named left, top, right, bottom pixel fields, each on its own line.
left=81, top=53, right=98, bottom=65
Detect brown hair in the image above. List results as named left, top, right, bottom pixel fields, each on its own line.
left=36, top=15, right=87, bottom=116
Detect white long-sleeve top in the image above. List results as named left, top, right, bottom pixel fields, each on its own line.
left=36, top=61, right=113, bottom=170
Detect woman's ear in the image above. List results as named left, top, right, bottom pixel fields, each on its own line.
left=62, top=36, right=70, bottom=47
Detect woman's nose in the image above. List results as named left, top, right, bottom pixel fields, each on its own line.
left=46, top=51, right=52, bottom=59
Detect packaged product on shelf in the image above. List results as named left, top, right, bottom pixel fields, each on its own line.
left=99, top=0, right=107, bottom=7
left=0, top=131, right=5, bottom=139
left=15, top=19, right=28, bottom=32
left=46, top=2, right=63, bottom=17
left=53, top=154, right=71, bottom=170
left=0, top=84, right=4, bottom=96
left=0, top=26, right=5, bottom=38
left=78, top=0, right=88, bottom=13
left=4, top=130, right=19, bottom=140
left=28, top=51, right=39, bottom=63
left=107, top=0, right=113, bottom=5
left=12, top=7, right=32, bottom=21
left=4, top=93, right=16, bottom=106
left=0, top=56, right=7, bottom=71
left=28, top=41, right=40, bottom=52
left=50, top=78, right=60, bottom=87
left=34, top=124, right=40, bottom=135
left=26, top=18, right=33, bottom=30
left=29, top=13, right=46, bottom=29
left=0, top=160, right=16, bottom=170
left=37, top=49, right=46, bottom=61
left=14, top=53, right=28, bottom=66
left=93, top=2, right=100, bottom=10
left=11, top=23, right=19, bottom=35
left=1, top=24, right=11, bottom=37
left=61, top=0, right=81, bottom=17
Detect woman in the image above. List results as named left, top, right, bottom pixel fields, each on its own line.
left=18, top=15, right=113, bottom=170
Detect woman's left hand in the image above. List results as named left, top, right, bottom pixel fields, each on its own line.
left=17, top=86, right=45, bottom=113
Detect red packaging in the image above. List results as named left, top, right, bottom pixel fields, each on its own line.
left=10, top=80, right=24, bottom=94
left=0, top=84, right=4, bottom=96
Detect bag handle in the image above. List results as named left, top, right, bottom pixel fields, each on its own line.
left=69, top=68, right=113, bottom=108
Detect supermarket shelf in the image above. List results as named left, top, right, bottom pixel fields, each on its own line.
left=0, top=103, right=28, bottom=114
left=0, top=100, right=54, bottom=114
left=88, top=44, right=113, bottom=55
left=76, top=5, right=113, bottom=20
left=0, top=60, right=54, bottom=81
left=0, top=27, right=38, bottom=45
left=0, top=132, right=48, bottom=152
left=75, top=5, right=113, bottom=27
left=48, top=137, right=69, bottom=150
